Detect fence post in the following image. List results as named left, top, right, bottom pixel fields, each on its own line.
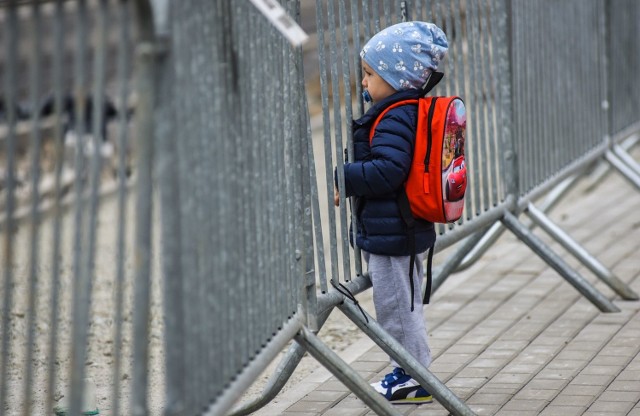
left=129, top=1, right=158, bottom=415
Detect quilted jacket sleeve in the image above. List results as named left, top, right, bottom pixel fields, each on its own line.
left=343, top=107, right=416, bottom=197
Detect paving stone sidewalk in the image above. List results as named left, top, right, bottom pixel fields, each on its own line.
left=251, top=161, right=640, bottom=416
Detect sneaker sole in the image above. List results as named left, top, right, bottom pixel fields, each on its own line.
left=390, top=395, right=433, bottom=405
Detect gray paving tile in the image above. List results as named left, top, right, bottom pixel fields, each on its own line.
left=455, top=366, right=499, bottom=379
left=494, top=410, right=539, bottom=416
left=588, top=355, right=630, bottom=366
left=550, top=393, right=595, bottom=406
left=616, top=369, right=640, bottom=381
left=512, top=388, right=557, bottom=401
left=535, top=368, right=579, bottom=381
left=599, top=346, right=638, bottom=356
left=286, top=401, right=334, bottom=413
left=479, top=383, right=523, bottom=394
left=545, top=359, right=587, bottom=371
left=587, top=399, right=637, bottom=413
left=580, top=364, right=624, bottom=376
left=446, top=376, right=489, bottom=389
left=500, top=399, right=549, bottom=412
left=433, top=353, right=476, bottom=364
left=322, top=408, right=367, bottom=416
left=606, top=380, right=640, bottom=392
left=597, top=390, right=640, bottom=402
left=467, top=404, right=502, bottom=416
left=539, top=405, right=586, bottom=416
left=490, top=372, right=531, bottom=384
left=467, top=392, right=513, bottom=405
left=406, top=402, right=449, bottom=415
left=555, top=349, right=597, bottom=361
left=316, top=380, right=350, bottom=392
left=349, top=360, right=388, bottom=373
left=517, top=378, right=567, bottom=391
left=302, top=390, right=349, bottom=402
left=569, top=374, right=615, bottom=386
left=328, top=396, right=367, bottom=410
left=559, top=384, right=604, bottom=396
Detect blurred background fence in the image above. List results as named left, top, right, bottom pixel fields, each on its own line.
left=0, top=0, right=639, bottom=415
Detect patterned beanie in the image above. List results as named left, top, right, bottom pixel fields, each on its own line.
left=360, top=21, right=448, bottom=91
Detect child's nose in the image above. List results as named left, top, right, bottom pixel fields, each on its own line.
left=361, top=78, right=367, bottom=88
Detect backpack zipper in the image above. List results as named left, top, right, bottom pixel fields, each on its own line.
left=424, top=97, right=438, bottom=172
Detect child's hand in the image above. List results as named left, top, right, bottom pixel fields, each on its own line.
left=334, top=187, right=340, bottom=207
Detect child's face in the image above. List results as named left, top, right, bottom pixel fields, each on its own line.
left=361, top=60, right=397, bottom=103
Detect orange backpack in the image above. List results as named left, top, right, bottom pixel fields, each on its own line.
left=369, top=96, right=467, bottom=224
left=368, top=95, right=467, bottom=307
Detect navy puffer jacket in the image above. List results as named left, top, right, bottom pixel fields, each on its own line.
left=342, top=89, right=436, bottom=256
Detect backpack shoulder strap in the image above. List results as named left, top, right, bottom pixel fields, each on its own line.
left=368, top=99, right=419, bottom=143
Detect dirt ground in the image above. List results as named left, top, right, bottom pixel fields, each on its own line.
left=0, top=177, right=166, bottom=415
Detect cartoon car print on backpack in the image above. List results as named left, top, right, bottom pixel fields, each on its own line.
left=445, top=156, right=466, bottom=201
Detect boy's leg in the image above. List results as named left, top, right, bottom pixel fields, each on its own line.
left=367, top=252, right=431, bottom=369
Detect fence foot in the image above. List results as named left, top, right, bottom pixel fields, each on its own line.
left=525, top=203, right=638, bottom=300
left=604, top=149, right=640, bottom=191
left=337, top=301, right=476, bottom=416
left=228, top=306, right=335, bottom=416
left=612, top=143, right=640, bottom=177
left=500, top=211, right=619, bottom=313
left=294, top=327, right=404, bottom=416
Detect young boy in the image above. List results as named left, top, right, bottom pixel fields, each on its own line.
left=334, top=21, right=448, bottom=404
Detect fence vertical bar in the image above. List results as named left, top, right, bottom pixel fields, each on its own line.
left=0, top=1, right=19, bottom=411
left=22, top=2, right=44, bottom=413
left=67, top=0, right=91, bottom=412
left=152, top=0, right=186, bottom=413
left=326, top=0, right=351, bottom=283
left=111, top=2, right=133, bottom=415
left=338, top=0, right=357, bottom=280
left=71, top=1, right=110, bottom=414
left=130, top=1, right=156, bottom=414
left=314, top=0, right=340, bottom=288
left=45, top=1, right=67, bottom=413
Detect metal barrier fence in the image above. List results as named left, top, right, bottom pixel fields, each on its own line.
left=154, top=2, right=315, bottom=414
left=444, top=0, right=640, bottom=308
left=1, top=1, right=147, bottom=415
left=1, top=0, right=639, bottom=415
left=608, top=0, right=640, bottom=137
left=236, top=0, right=640, bottom=415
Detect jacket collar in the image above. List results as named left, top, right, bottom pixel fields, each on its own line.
left=354, top=89, right=423, bottom=126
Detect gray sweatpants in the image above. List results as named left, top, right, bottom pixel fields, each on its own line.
left=365, top=251, right=432, bottom=369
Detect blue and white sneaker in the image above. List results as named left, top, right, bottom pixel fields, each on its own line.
left=370, top=367, right=433, bottom=404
